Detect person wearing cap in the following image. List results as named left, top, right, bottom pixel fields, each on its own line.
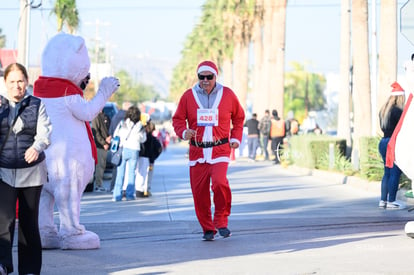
left=378, top=81, right=406, bottom=210
left=172, top=60, right=245, bottom=241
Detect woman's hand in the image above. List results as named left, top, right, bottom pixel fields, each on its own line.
left=25, top=147, right=39, bottom=163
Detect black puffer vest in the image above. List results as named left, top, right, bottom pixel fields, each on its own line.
left=0, top=95, right=45, bottom=168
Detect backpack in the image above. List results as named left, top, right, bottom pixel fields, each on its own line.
left=270, top=119, right=285, bottom=138
left=259, top=118, right=271, bottom=135
left=290, top=119, right=299, bottom=135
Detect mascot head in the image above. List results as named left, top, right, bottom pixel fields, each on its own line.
left=41, top=32, right=90, bottom=87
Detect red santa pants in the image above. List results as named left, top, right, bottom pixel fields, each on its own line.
left=189, top=162, right=231, bottom=233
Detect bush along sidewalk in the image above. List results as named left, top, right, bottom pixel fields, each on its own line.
left=284, top=134, right=412, bottom=192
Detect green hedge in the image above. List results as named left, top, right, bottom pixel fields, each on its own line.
left=287, top=134, right=411, bottom=186
left=359, top=136, right=383, bottom=181
left=287, top=135, right=346, bottom=169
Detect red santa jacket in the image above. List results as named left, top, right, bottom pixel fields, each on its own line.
left=173, top=85, right=245, bottom=166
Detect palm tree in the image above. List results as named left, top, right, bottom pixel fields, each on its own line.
left=261, top=0, right=287, bottom=114
left=260, top=0, right=274, bottom=112
left=228, top=0, right=255, bottom=110
left=51, top=0, right=79, bottom=34
left=270, top=0, right=287, bottom=116
left=377, top=0, right=397, bottom=134
left=337, top=0, right=352, bottom=157
left=250, top=0, right=265, bottom=113
left=351, top=0, right=372, bottom=169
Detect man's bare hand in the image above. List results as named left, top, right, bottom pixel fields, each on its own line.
left=229, top=142, right=239, bottom=149
left=184, top=129, right=196, bottom=140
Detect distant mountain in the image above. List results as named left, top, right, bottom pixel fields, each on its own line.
left=113, top=55, right=176, bottom=98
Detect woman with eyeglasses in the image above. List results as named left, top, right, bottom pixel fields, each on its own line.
left=172, top=60, right=245, bottom=241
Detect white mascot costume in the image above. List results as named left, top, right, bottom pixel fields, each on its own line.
left=386, top=55, right=414, bottom=237
left=33, top=32, right=119, bottom=249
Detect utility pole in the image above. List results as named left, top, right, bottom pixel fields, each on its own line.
left=85, top=19, right=110, bottom=92
left=17, top=0, right=30, bottom=68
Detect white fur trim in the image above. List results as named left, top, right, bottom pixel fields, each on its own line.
left=197, top=65, right=217, bottom=76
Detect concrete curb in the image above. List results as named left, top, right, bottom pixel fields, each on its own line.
left=285, top=165, right=413, bottom=204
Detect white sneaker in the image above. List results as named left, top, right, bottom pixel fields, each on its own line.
left=386, top=201, right=405, bottom=210
left=378, top=200, right=387, bottom=208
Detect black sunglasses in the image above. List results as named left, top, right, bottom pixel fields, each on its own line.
left=198, top=74, right=214, bottom=80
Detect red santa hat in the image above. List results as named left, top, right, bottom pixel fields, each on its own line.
left=197, top=60, right=218, bottom=77
left=390, top=82, right=405, bottom=96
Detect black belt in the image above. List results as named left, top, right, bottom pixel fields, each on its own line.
left=190, top=138, right=229, bottom=148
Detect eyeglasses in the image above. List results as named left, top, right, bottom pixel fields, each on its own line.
left=198, top=74, right=214, bottom=80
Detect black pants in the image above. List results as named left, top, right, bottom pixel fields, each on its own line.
left=271, top=137, right=284, bottom=164
left=0, top=181, right=42, bottom=274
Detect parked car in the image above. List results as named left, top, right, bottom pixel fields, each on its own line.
left=85, top=102, right=119, bottom=192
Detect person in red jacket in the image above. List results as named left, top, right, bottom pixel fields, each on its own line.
left=172, top=60, right=245, bottom=241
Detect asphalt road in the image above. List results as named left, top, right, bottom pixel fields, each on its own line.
left=14, top=142, right=414, bottom=275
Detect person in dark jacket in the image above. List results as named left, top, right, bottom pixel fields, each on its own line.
left=244, top=113, right=260, bottom=161
left=135, top=120, right=162, bottom=197
left=92, top=110, right=111, bottom=191
left=0, top=63, right=52, bottom=275
left=378, top=82, right=405, bottom=210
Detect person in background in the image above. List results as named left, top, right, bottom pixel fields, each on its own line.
left=285, top=110, right=299, bottom=137
left=112, top=106, right=146, bottom=201
left=258, top=109, right=271, bottom=160
left=91, top=109, right=111, bottom=192
left=244, top=113, right=260, bottom=161
left=301, top=111, right=317, bottom=134
left=269, top=109, right=285, bottom=165
left=172, top=60, right=245, bottom=241
left=158, top=127, right=170, bottom=151
left=108, top=101, right=132, bottom=192
left=0, top=63, right=52, bottom=275
left=135, top=120, right=162, bottom=197
left=378, top=82, right=406, bottom=210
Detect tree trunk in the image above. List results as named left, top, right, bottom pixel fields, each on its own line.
left=222, top=57, right=233, bottom=88
left=262, top=0, right=274, bottom=112
left=351, top=0, right=372, bottom=169
left=337, top=0, right=352, bottom=157
left=232, top=41, right=249, bottom=110
left=251, top=16, right=264, bottom=114
left=377, top=0, right=397, bottom=134
left=270, top=0, right=287, bottom=117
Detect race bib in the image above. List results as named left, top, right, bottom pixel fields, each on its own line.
left=197, top=108, right=219, bottom=126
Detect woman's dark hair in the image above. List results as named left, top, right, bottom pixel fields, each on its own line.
left=125, top=106, right=141, bottom=124
left=4, top=63, right=28, bottom=81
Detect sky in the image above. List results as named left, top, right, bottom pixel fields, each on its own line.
left=1, top=0, right=414, bottom=92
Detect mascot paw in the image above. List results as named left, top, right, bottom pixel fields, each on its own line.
left=61, top=230, right=100, bottom=250
left=40, top=229, right=61, bottom=249
left=405, top=221, right=414, bottom=238
left=98, top=77, right=120, bottom=97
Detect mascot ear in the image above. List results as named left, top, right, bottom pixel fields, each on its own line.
left=41, top=32, right=91, bottom=86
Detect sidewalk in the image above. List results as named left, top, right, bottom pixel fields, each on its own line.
left=15, top=143, right=414, bottom=275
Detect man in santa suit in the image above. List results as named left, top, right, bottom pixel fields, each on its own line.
left=172, top=60, right=245, bottom=241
